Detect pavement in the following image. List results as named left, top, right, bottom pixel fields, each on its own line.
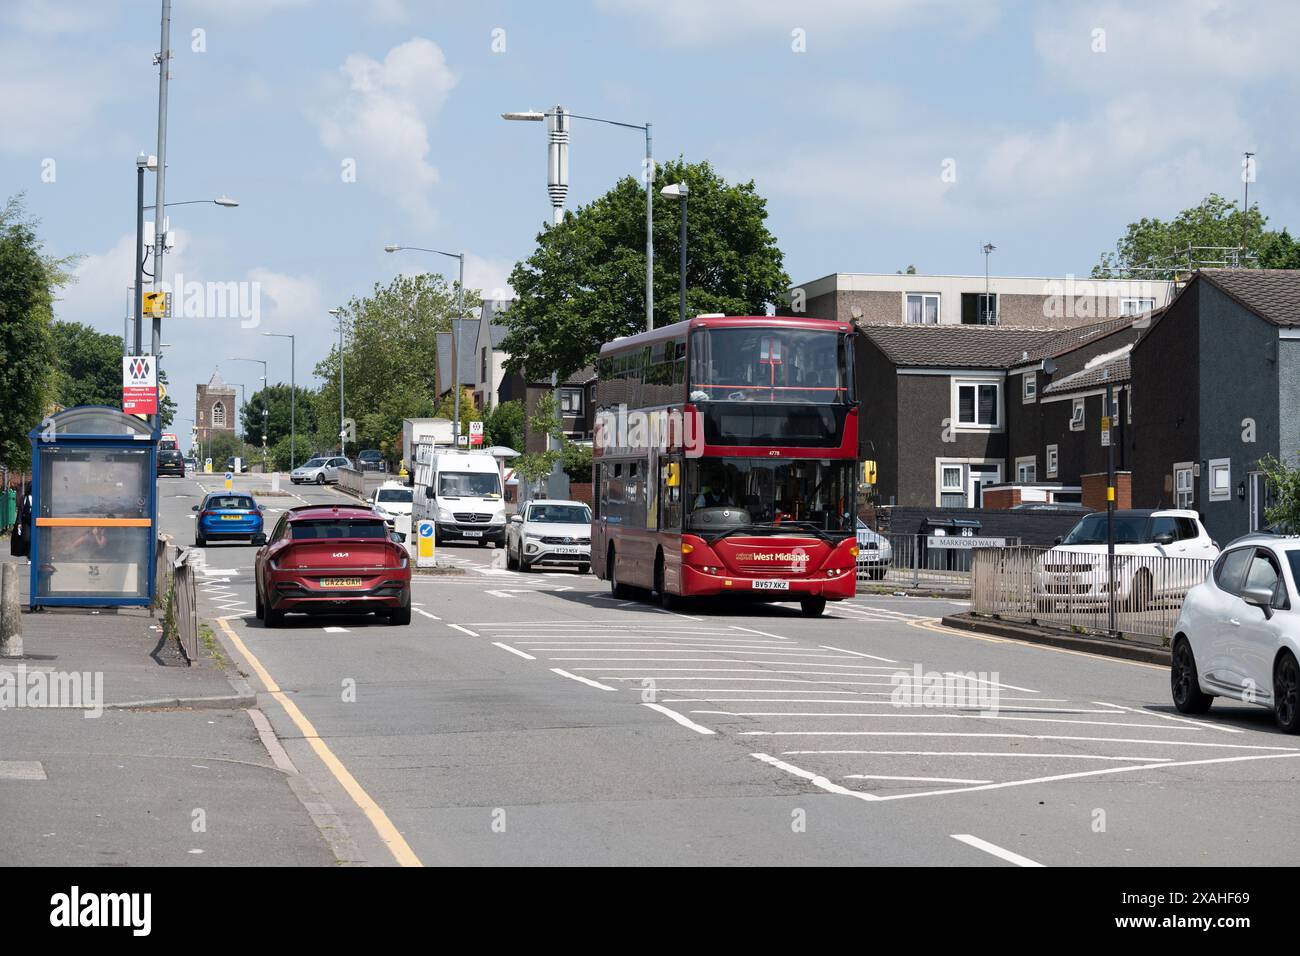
left=8, top=467, right=1300, bottom=867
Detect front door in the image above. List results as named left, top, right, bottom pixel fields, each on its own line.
left=969, top=464, right=1001, bottom=508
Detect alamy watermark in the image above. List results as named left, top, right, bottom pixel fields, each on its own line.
left=890, top=664, right=1000, bottom=715
left=594, top=404, right=705, bottom=457
left=0, top=665, right=104, bottom=718
left=155, top=272, right=261, bottom=328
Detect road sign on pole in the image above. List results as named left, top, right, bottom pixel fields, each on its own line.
left=469, top=420, right=484, bottom=447
left=122, top=356, right=158, bottom=415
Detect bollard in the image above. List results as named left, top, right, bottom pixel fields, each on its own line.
left=0, top=562, right=23, bottom=658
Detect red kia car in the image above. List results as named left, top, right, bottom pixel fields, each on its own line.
left=254, top=505, right=411, bottom=626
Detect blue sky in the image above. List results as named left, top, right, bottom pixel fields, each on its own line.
left=3, top=0, right=1297, bottom=429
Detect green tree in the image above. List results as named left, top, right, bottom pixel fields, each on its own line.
left=314, top=273, right=477, bottom=456
left=1258, top=228, right=1300, bottom=269
left=157, top=369, right=176, bottom=428
left=432, top=386, right=483, bottom=443
left=205, top=431, right=247, bottom=465
left=1259, top=454, right=1300, bottom=533
left=484, top=399, right=524, bottom=451
left=269, top=433, right=315, bottom=472
left=241, top=383, right=318, bottom=448
left=0, top=196, right=70, bottom=468
left=1092, top=194, right=1272, bottom=278
left=512, top=392, right=563, bottom=484
left=563, top=441, right=592, bottom=483
left=50, top=321, right=120, bottom=407
left=500, top=159, right=790, bottom=380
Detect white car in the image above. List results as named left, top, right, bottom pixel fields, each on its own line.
left=291, top=456, right=349, bottom=485
left=1172, top=535, right=1300, bottom=731
left=855, top=518, right=892, bottom=580
left=505, top=499, right=592, bottom=573
left=371, top=481, right=413, bottom=537
left=1035, top=509, right=1219, bottom=610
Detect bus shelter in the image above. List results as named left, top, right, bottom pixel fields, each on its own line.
left=26, top=407, right=159, bottom=608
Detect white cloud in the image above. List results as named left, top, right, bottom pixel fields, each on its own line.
left=1034, top=0, right=1300, bottom=92
left=597, top=0, right=993, bottom=46
left=313, top=38, right=458, bottom=227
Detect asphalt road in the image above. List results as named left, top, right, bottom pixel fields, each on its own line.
left=163, top=471, right=1300, bottom=867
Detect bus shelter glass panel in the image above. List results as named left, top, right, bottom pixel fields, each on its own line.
left=34, top=445, right=153, bottom=600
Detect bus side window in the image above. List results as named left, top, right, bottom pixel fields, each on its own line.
left=594, top=463, right=604, bottom=519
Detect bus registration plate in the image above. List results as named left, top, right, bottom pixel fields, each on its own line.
left=753, top=580, right=789, bottom=591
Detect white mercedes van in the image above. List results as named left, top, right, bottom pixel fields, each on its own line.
left=412, top=449, right=505, bottom=547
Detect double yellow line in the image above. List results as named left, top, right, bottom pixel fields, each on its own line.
left=216, top=616, right=422, bottom=866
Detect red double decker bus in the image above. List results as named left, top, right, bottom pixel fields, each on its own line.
left=592, top=314, right=859, bottom=615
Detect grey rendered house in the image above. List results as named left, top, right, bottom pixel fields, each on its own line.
left=1128, top=269, right=1300, bottom=543
left=1003, top=315, right=1142, bottom=490
left=859, top=316, right=1147, bottom=508
left=858, top=324, right=1063, bottom=507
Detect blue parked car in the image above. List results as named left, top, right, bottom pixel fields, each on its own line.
left=192, top=492, right=265, bottom=547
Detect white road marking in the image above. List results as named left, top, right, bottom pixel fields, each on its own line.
left=750, top=753, right=879, bottom=802
left=492, top=642, right=536, bottom=660
left=322, top=626, right=349, bottom=634
left=447, top=624, right=479, bottom=637
left=784, top=750, right=1175, bottom=763
left=550, top=668, right=616, bottom=691
left=741, top=731, right=1299, bottom=751
left=1092, top=701, right=1243, bottom=733
left=881, top=751, right=1300, bottom=804
left=818, top=645, right=897, bottom=662
left=951, top=834, right=1044, bottom=867
left=642, top=703, right=716, bottom=735
left=848, top=774, right=992, bottom=785
left=549, top=655, right=866, bottom=663
left=413, top=608, right=441, bottom=620
left=0, top=761, right=46, bottom=781
left=729, top=626, right=790, bottom=640
left=944, top=672, right=1039, bottom=694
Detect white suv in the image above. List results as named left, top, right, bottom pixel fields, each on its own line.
left=505, top=500, right=592, bottom=573
left=1035, top=509, right=1219, bottom=610
left=1172, top=535, right=1300, bottom=731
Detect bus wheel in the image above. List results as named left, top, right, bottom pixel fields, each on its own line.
left=800, top=596, right=827, bottom=617
left=655, top=556, right=678, bottom=610
left=609, top=549, right=630, bottom=598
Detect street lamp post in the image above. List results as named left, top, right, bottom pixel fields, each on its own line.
left=661, top=182, right=688, bottom=325
left=329, top=308, right=345, bottom=455
left=261, top=407, right=269, bottom=472
left=981, top=241, right=996, bottom=324
left=261, top=333, right=295, bottom=469
left=384, top=245, right=465, bottom=448
left=502, top=107, right=654, bottom=332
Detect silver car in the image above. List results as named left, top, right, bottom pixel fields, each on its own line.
left=290, top=456, right=349, bottom=485
left=856, top=518, right=893, bottom=580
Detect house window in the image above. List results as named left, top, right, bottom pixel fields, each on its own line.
left=1022, top=373, right=1036, bottom=403
left=212, top=401, right=226, bottom=428
left=1174, top=463, right=1194, bottom=509
left=1046, top=444, right=1059, bottom=479
left=955, top=381, right=999, bottom=428
left=905, top=293, right=940, bottom=325
left=961, top=292, right=997, bottom=324
left=1208, top=458, right=1231, bottom=502
left=1016, top=456, right=1037, bottom=483
left=1069, top=398, right=1085, bottom=432
left=559, top=388, right=583, bottom=415
left=940, top=464, right=964, bottom=492
left=1120, top=297, right=1156, bottom=316
left=481, top=347, right=487, bottom=384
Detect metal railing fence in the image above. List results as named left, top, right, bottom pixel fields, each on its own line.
left=971, top=545, right=1214, bottom=640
